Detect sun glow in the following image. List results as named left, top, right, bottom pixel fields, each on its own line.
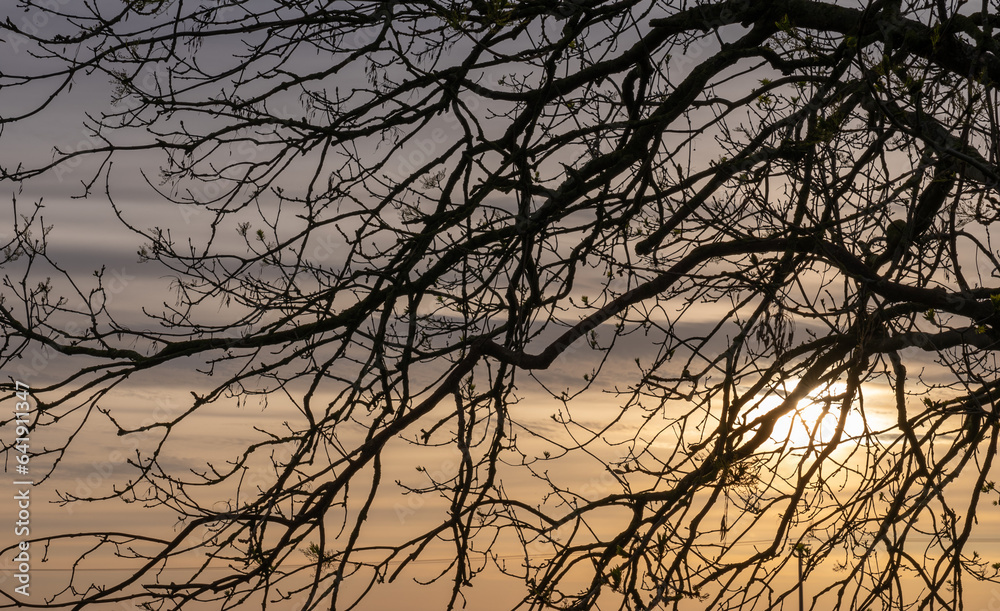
left=760, top=382, right=869, bottom=450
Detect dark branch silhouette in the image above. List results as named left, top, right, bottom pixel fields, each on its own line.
left=3, top=0, right=1000, bottom=609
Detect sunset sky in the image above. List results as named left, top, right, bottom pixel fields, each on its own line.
left=4, top=1, right=1000, bottom=610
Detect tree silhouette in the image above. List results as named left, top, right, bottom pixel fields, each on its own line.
left=3, top=0, right=1000, bottom=609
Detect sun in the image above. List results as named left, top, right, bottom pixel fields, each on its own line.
left=778, top=386, right=866, bottom=450
left=759, top=382, right=867, bottom=450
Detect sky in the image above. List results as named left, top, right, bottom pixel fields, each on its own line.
left=3, top=1, right=1000, bottom=610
